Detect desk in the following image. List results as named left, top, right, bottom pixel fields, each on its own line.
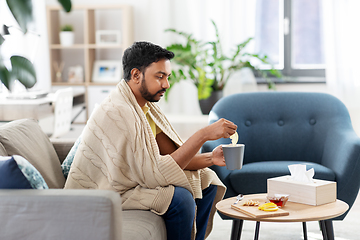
left=216, top=193, right=349, bottom=240
left=0, top=90, right=85, bottom=121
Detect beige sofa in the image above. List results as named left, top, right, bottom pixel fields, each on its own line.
left=0, top=119, right=166, bottom=240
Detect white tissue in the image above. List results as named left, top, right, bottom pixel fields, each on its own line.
left=288, top=164, right=315, bottom=183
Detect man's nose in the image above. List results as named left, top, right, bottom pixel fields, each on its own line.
left=162, top=78, right=170, bottom=89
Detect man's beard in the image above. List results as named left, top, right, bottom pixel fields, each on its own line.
left=139, top=78, right=166, bottom=102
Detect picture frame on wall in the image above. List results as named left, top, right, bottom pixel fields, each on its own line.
left=96, top=30, right=121, bottom=45
left=92, top=60, right=122, bottom=83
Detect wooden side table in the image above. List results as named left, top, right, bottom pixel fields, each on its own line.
left=216, top=193, right=349, bottom=240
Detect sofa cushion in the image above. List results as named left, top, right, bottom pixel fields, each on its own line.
left=0, top=119, right=65, bottom=188
left=15, top=155, right=49, bottom=189
left=122, top=210, right=166, bottom=240
left=0, top=142, right=6, bottom=156
left=0, top=156, right=32, bottom=189
left=61, top=135, right=81, bottom=178
left=0, top=155, right=49, bottom=189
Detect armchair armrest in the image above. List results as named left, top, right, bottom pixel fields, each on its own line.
left=51, top=138, right=76, bottom=163
left=0, top=189, right=122, bottom=240
left=322, top=129, right=360, bottom=213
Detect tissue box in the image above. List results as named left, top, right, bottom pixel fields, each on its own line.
left=267, top=175, right=337, bottom=206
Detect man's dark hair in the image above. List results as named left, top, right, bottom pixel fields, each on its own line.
left=122, top=41, right=174, bottom=81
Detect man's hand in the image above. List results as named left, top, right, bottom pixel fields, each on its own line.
left=212, top=145, right=226, bottom=166
left=202, top=118, right=237, bottom=141
left=169, top=118, right=237, bottom=170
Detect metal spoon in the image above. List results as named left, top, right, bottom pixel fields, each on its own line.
left=234, top=194, right=244, bottom=204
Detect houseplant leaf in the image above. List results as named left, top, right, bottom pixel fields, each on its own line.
left=6, top=0, right=33, bottom=33
left=197, top=67, right=214, bottom=100
left=231, top=38, right=253, bottom=61
left=58, top=0, right=72, bottom=12
left=0, top=61, right=13, bottom=90
left=0, top=34, right=4, bottom=45
left=10, top=56, right=36, bottom=89
left=167, top=43, right=196, bottom=67
left=210, top=19, right=222, bottom=57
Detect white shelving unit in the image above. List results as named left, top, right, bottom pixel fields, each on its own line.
left=47, top=5, right=134, bottom=121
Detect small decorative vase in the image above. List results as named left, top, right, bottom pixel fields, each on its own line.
left=59, top=31, right=74, bottom=46
left=199, top=90, right=223, bottom=115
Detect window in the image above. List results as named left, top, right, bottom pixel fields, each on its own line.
left=255, top=0, right=325, bottom=81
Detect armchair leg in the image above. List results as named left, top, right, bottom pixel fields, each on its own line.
left=230, top=219, right=244, bottom=240
left=319, top=220, right=334, bottom=240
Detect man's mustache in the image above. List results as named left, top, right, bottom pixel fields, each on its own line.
left=157, top=89, right=166, bottom=94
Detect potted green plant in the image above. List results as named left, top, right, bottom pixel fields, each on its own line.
left=165, top=20, right=281, bottom=114
left=59, top=24, right=74, bottom=46
left=0, top=0, right=72, bottom=92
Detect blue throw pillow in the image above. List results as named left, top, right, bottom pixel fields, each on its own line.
left=0, top=156, right=32, bottom=189
left=61, top=135, right=82, bottom=178
left=0, top=155, right=49, bottom=189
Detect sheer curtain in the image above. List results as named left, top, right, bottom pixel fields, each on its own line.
left=323, top=0, right=360, bottom=114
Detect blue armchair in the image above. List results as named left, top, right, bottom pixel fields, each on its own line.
left=201, top=92, right=360, bottom=240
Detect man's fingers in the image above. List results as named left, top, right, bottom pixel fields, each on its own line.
left=215, top=118, right=238, bottom=139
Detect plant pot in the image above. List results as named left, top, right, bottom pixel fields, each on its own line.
left=59, top=31, right=74, bottom=46
left=199, top=90, right=223, bottom=115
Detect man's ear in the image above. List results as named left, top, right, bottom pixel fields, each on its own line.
left=130, top=68, right=141, bottom=83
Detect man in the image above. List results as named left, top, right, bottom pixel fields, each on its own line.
left=65, top=41, right=237, bottom=240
